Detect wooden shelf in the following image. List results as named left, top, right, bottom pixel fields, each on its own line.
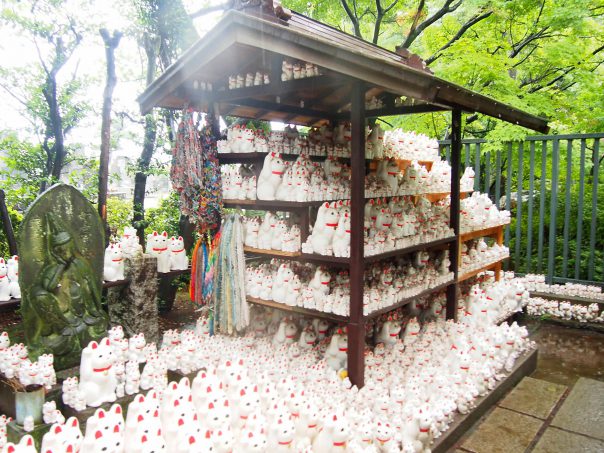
left=244, top=246, right=301, bottom=257
left=529, top=291, right=604, bottom=306
left=246, top=296, right=348, bottom=323
left=224, top=199, right=332, bottom=209
left=458, top=256, right=508, bottom=282
left=460, top=224, right=508, bottom=242
left=365, top=279, right=454, bottom=319
left=298, top=253, right=351, bottom=267
left=218, top=152, right=267, bottom=163
left=364, top=236, right=455, bottom=264
left=0, top=298, right=20, bottom=310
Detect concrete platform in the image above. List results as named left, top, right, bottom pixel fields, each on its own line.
left=532, top=427, right=604, bottom=453
left=551, top=377, right=604, bottom=441
left=433, top=348, right=538, bottom=453
left=460, top=407, right=543, bottom=453
left=499, top=376, right=567, bottom=419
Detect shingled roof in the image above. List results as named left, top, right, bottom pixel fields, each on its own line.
left=138, top=2, right=548, bottom=133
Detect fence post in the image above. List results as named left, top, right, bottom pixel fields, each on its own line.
left=547, top=139, right=560, bottom=284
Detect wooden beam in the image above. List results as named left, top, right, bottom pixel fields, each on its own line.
left=446, top=108, right=462, bottom=320
left=347, top=81, right=366, bottom=388
left=336, top=103, right=449, bottom=120
left=191, top=75, right=347, bottom=105
left=224, top=98, right=336, bottom=122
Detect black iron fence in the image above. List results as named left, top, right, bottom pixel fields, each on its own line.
left=440, top=133, right=603, bottom=287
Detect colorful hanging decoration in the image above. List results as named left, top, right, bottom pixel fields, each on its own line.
left=171, top=109, right=223, bottom=230
left=211, top=213, right=249, bottom=334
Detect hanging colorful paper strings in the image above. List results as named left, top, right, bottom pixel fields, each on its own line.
left=212, top=213, right=249, bottom=335
left=171, top=109, right=223, bottom=230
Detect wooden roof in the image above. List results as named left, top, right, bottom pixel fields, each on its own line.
left=138, top=6, right=549, bottom=133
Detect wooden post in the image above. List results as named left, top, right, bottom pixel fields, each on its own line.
left=447, top=108, right=462, bottom=320
left=348, top=81, right=366, bottom=387
left=0, top=190, right=18, bottom=256
left=98, top=29, right=122, bottom=225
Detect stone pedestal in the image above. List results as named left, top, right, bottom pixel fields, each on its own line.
left=107, top=254, right=159, bottom=344
left=7, top=421, right=51, bottom=451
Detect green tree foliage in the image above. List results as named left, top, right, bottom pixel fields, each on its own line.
left=0, top=0, right=92, bottom=189
left=285, top=0, right=604, bottom=139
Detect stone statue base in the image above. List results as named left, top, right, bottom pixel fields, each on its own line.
left=107, top=254, right=159, bottom=344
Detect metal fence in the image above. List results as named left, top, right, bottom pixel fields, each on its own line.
left=440, top=133, right=604, bottom=287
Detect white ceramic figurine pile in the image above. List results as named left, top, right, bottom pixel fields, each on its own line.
left=243, top=213, right=302, bottom=252
left=245, top=252, right=453, bottom=317
left=228, top=70, right=270, bottom=89
left=302, top=196, right=453, bottom=257
left=221, top=165, right=257, bottom=200
left=0, top=332, right=56, bottom=390
left=459, top=193, right=511, bottom=233
left=0, top=313, right=534, bottom=453
left=459, top=240, right=509, bottom=275
left=457, top=273, right=529, bottom=326
left=145, top=231, right=189, bottom=273
left=526, top=298, right=603, bottom=323
left=519, top=274, right=604, bottom=301
left=0, top=256, right=20, bottom=301
left=253, top=152, right=351, bottom=201
left=104, top=228, right=187, bottom=279
left=382, top=130, right=441, bottom=161
left=217, top=124, right=269, bottom=154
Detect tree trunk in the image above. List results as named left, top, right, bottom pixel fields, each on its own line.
left=133, top=33, right=158, bottom=247
left=98, top=29, right=122, bottom=231
left=0, top=190, right=18, bottom=256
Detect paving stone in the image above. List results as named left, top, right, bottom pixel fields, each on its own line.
left=460, top=407, right=542, bottom=453
left=532, top=427, right=604, bottom=453
left=552, top=377, right=604, bottom=441
left=499, top=376, right=567, bottom=419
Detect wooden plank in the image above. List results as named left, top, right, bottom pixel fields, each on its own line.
left=458, top=256, right=509, bottom=282
left=366, top=280, right=453, bottom=319
left=432, top=349, right=539, bottom=453
left=460, top=224, right=507, bottom=242
left=246, top=296, right=348, bottom=323
left=529, top=291, right=604, bottom=306
left=365, top=236, right=456, bottom=263
left=243, top=246, right=301, bottom=257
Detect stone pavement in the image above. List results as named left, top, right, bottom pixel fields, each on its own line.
left=454, top=376, right=604, bottom=452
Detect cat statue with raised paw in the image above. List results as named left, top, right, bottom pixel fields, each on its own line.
left=0, top=258, right=10, bottom=301
left=146, top=231, right=171, bottom=273
left=169, top=236, right=188, bottom=271
left=79, top=338, right=117, bottom=408
left=104, top=243, right=125, bottom=282
left=7, top=256, right=20, bottom=299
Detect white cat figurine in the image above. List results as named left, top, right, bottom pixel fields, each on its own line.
left=79, top=338, right=117, bottom=407
left=104, top=243, right=125, bottom=282
left=7, top=256, right=20, bottom=299
left=146, top=231, right=171, bottom=273
left=0, top=258, right=10, bottom=301
left=169, top=236, right=188, bottom=271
